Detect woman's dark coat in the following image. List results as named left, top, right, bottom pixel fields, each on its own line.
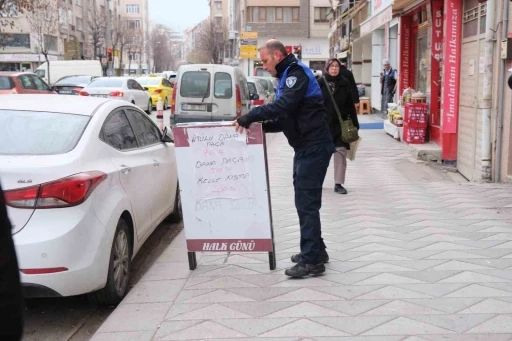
left=318, top=75, right=360, bottom=149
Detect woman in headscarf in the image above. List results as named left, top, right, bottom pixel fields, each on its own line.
left=318, top=58, right=360, bottom=194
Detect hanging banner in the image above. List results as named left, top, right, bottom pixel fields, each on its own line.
left=399, top=16, right=412, bottom=96
left=441, top=0, right=462, bottom=133
left=430, top=0, right=443, bottom=126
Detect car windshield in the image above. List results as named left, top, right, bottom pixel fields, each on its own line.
left=0, top=110, right=90, bottom=155
left=137, top=77, right=160, bottom=86
left=180, top=71, right=210, bottom=98
left=35, top=69, right=45, bottom=78
left=55, top=76, right=92, bottom=85
left=0, top=76, right=14, bottom=90
left=87, top=78, right=124, bottom=88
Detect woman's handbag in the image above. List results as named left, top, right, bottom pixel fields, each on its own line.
left=322, top=77, right=359, bottom=144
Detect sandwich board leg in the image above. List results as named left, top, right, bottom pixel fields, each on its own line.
left=188, top=252, right=197, bottom=270
left=268, top=242, right=277, bottom=270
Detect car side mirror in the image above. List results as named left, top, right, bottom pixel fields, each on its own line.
left=162, top=126, right=174, bottom=143
left=250, top=93, right=259, bottom=100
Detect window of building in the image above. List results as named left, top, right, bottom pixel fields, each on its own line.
left=0, top=33, right=30, bottom=48
left=44, top=35, right=58, bottom=51
left=126, top=4, right=140, bottom=14
left=127, top=20, right=141, bottom=29
left=247, top=7, right=299, bottom=23
left=215, top=1, right=222, bottom=10
left=314, top=7, right=329, bottom=23
left=463, top=0, right=486, bottom=38
left=129, top=53, right=140, bottom=61
left=76, top=17, right=83, bottom=31
left=215, top=17, right=222, bottom=26
left=75, top=0, right=82, bottom=6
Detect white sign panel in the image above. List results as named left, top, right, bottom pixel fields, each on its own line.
left=372, top=0, right=393, bottom=16
left=360, top=5, right=393, bottom=37
left=173, top=122, right=274, bottom=253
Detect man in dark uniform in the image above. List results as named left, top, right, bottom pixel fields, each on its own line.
left=234, top=39, right=334, bottom=278
left=0, top=181, right=24, bottom=341
left=339, top=57, right=360, bottom=108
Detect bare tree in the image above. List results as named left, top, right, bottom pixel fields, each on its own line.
left=111, top=16, right=128, bottom=75
left=26, top=0, right=59, bottom=83
left=194, top=18, right=226, bottom=64
left=125, top=27, right=143, bottom=75
left=0, top=0, right=32, bottom=36
left=87, top=0, right=106, bottom=59
left=149, top=24, right=177, bottom=73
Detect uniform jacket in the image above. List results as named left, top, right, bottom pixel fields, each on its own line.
left=318, top=75, right=360, bottom=150
left=248, top=54, right=332, bottom=151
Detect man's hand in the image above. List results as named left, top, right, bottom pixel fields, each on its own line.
left=232, top=114, right=254, bottom=134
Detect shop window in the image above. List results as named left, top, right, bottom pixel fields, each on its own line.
left=0, top=33, right=30, bottom=48
left=415, top=26, right=431, bottom=98
left=309, top=61, right=326, bottom=72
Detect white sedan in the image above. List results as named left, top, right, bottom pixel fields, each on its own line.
left=79, top=77, right=153, bottom=115
left=0, top=95, right=181, bottom=305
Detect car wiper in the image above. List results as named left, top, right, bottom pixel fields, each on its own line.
left=201, top=82, right=210, bottom=103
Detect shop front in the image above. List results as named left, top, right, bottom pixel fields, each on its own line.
left=0, top=53, right=60, bottom=72
left=396, top=0, right=462, bottom=163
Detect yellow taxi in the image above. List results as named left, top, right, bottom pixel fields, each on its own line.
left=136, top=75, right=174, bottom=109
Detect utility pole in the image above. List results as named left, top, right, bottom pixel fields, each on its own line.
left=105, top=0, right=113, bottom=76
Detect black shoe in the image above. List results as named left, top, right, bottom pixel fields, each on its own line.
left=291, top=250, right=329, bottom=264
left=285, top=262, right=326, bottom=278
left=336, top=185, right=348, bottom=194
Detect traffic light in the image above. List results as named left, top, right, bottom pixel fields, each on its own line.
left=107, top=48, right=113, bottom=62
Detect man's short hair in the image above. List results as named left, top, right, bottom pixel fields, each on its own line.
left=259, top=39, right=288, bottom=56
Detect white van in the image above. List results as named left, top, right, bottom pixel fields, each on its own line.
left=170, top=64, right=258, bottom=125
left=35, top=60, right=103, bottom=86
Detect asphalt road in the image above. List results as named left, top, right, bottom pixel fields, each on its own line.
left=21, top=108, right=182, bottom=341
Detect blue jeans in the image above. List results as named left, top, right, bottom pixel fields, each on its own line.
left=293, top=142, right=334, bottom=264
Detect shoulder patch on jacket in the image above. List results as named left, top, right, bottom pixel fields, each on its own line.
left=285, top=76, right=297, bottom=88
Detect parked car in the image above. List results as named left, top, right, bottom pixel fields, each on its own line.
left=52, top=75, right=99, bottom=95
left=0, top=94, right=181, bottom=305
left=247, top=77, right=268, bottom=107
left=79, top=77, right=152, bottom=114
left=250, top=76, right=276, bottom=103
left=136, top=75, right=174, bottom=109
left=0, top=72, right=56, bottom=95
left=35, top=60, right=103, bottom=86
left=171, top=64, right=256, bottom=125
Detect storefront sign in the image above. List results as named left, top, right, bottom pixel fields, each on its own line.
left=0, top=54, right=59, bottom=62
left=431, top=0, right=443, bottom=126
left=360, top=5, right=392, bottom=37
left=399, top=16, right=412, bottom=95
left=372, top=0, right=393, bottom=16
left=441, top=0, right=462, bottom=134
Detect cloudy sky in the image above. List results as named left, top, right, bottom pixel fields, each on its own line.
left=149, top=0, right=209, bottom=32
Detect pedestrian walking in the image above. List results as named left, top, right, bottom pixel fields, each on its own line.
left=380, top=59, right=398, bottom=113
left=233, top=39, right=334, bottom=278
left=319, top=58, right=360, bottom=195
left=339, top=57, right=360, bottom=109
left=0, top=181, right=24, bottom=341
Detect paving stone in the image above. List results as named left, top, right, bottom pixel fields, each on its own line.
left=259, top=318, right=349, bottom=337
left=402, top=298, right=484, bottom=314
left=459, top=298, right=512, bottom=314
left=466, top=315, right=512, bottom=333
left=219, top=301, right=299, bottom=318
left=97, top=303, right=171, bottom=333
left=90, top=331, right=155, bottom=341
left=408, top=314, right=496, bottom=333
left=309, top=316, right=396, bottom=335
left=155, top=320, right=247, bottom=340
left=214, top=318, right=297, bottom=336
left=362, top=316, right=455, bottom=335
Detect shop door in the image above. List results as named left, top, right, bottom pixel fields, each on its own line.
left=457, top=38, right=484, bottom=181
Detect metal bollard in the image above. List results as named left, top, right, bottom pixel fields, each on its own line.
left=156, top=97, right=164, bottom=130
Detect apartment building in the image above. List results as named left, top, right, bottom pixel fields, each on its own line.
left=120, top=0, right=149, bottom=75
left=0, top=0, right=123, bottom=72
left=232, top=0, right=331, bottom=76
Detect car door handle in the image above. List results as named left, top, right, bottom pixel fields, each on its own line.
left=120, top=165, right=131, bottom=174
left=153, top=159, right=160, bottom=167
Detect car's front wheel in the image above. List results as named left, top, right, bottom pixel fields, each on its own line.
left=88, top=218, right=132, bottom=306
left=145, top=99, right=152, bottom=115
left=167, top=183, right=182, bottom=223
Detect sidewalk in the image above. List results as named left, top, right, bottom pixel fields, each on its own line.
left=92, top=130, right=512, bottom=341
